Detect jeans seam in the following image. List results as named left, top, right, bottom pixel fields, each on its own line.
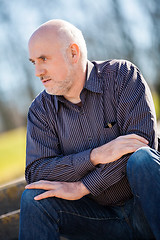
left=59, top=210, right=122, bottom=221
left=121, top=206, right=132, bottom=229
left=37, top=200, right=60, bottom=230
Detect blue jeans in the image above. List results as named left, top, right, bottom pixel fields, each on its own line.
left=19, top=147, right=160, bottom=240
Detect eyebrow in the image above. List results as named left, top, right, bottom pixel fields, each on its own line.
left=29, top=55, right=47, bottom=62
left=29, top=58, right=34, bottom=62
left=38, top=55, right=47, bottom=60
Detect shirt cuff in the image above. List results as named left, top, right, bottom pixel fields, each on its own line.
left=73, top=149, right=96, bottom=178
left=81, top=169, right=110, bottom=196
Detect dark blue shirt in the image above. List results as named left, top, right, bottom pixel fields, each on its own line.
left=26, top=60, right=158, bottom=205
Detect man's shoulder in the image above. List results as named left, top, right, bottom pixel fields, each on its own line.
left=29, top=90, right=46, bottom=108
left=92, top=59, right=140, bottom=91
left=93, top=59, right=134, bottom=74
left=29, top=90, right=56, bottom=113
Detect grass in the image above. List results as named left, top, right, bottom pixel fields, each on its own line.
left=152, top=91, right=160, bottom=121
left=0, top=127, right=26, bottom=185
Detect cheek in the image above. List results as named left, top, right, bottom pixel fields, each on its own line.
left=54, top=64, right=70, bottom=80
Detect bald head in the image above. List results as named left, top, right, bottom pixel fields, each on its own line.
left=28, top=19, right=88, bottom=100
left=29, top=19, right=87, bottom=63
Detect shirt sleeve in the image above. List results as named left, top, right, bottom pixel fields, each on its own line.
left=81, top=60, right=158, bottom=196
left=25, top=101, right=95, bottom=184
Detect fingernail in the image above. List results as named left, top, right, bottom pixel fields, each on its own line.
left=144, top=139, right=149, bottom=144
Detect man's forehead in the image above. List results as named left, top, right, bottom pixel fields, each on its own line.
left=28, top=41, right=52, bottom=60
left=28, top=33, right=61, bottom=61
left=28, top=30, right=60, bottom=53
left=29, top=25, right=59, bottom=44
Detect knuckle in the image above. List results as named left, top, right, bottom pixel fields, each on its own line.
left=39, top=180, right=45, bottom=183
left=116, top=136, right=121, bottom=140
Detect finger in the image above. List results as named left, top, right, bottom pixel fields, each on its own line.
left=126, top=143, right=149, bottom=153
left=124, top=134, right=149, bottom=144
left=126, top=140, right=148, bottom=147
left=25, top=181, right=56, bottom=190
left=34, top=190, right=55, bottom=200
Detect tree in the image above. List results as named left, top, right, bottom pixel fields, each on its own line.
left=0, top=0, right=159, bottom=133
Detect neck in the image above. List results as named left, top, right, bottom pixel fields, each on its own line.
left=64, top=62, right=87, bottom=104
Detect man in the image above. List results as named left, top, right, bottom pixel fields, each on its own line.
left=19, top=19, right=160, bottom=240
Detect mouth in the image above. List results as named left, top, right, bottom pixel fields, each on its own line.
left=41, top=78, right=51, bottom=85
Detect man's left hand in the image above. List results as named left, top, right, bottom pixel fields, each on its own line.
left=25, top=180, right=90, bottom=201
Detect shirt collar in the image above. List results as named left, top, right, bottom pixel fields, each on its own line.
left=84, top=60, right=103, bottom=94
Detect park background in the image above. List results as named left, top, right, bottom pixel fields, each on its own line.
left=0, top=0, right=160, bottom=185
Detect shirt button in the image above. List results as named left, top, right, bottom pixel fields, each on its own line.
left=88, top=136, right=92, bottom=142
left=80, top=110, right=84, bottom=115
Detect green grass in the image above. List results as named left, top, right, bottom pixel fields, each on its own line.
left=152, top=91, right=160, bottom=121
left=0, top=127, right=26, bottom=185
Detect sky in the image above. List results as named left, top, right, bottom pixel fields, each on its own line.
left=120, top=0, right=152, bottom=48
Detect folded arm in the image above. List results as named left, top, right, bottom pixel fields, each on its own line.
left=26, top=134, right=148, bottom=200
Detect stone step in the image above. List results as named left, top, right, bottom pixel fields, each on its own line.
left=0, top=209, right=67, bottom=240
left=0, top=178, right=26, bottom=215
left=0, top=209, right=20, bottom=240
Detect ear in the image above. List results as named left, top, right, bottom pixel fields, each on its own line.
left=69, top=43, right=80, bottom=63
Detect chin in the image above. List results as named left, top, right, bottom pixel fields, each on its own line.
left=46, top=89, right=56, bottom=95
left=46, top=88, right=63, bottom=96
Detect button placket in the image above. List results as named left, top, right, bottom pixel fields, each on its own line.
left=79, top=108, right=93, bottom=146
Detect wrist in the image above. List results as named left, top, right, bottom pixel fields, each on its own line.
left=79, top=182, right=90, bottom=196
left=90, top=148, right=100, bottom=166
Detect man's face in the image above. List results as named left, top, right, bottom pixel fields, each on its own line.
left=28, top=32, right=75, bottom=96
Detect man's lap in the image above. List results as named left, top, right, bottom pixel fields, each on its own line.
left=20, top=147, right=159, bottom=239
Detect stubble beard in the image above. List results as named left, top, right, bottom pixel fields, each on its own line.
left=46, top=70, right=74, bottom=96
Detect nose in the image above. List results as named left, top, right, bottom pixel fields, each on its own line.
left=35, top=65, right=46, bottom=77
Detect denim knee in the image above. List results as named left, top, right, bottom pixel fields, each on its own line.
left=126, top=146, right=160, bottom=193
left=127, top=147, right=154, bottom=175
left=19, top=190, right=60, bottom=239
left=20, top=189, right=45, bottom=208
left=126, top=147, right=160, bottom=239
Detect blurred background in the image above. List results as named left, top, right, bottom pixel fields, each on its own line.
left=0, top=0, right=160, bottom=185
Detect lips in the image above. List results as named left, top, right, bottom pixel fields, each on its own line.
left=41, top=78, right=51, bottom=85
left=42, top=79, right=51, bottom=83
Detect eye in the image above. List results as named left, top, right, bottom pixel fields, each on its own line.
left=41, top=56, right=47, bottom=62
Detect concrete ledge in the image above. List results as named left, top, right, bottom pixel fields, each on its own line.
left=0, top=178, right=26, bottom=215
left=0, top=209, right=20, bottom=240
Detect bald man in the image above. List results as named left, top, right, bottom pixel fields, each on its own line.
left=19, top=19, right=160, bottom=240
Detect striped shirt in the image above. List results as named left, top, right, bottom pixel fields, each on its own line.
left=26, top=60, right=158, bottom=206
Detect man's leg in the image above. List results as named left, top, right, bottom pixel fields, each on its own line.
left=19, top=189, right=134, bottom=240
left=127, top=147, right=160, bottom=239
left=19, top=189, right=60, bottom=240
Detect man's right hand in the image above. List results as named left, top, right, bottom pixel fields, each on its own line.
left=90, top=134, right=149, bottom=166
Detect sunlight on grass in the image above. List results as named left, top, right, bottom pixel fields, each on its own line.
left=0, top=127, right=26, bottom=185
left=152, top=91, right=160, bottom=121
